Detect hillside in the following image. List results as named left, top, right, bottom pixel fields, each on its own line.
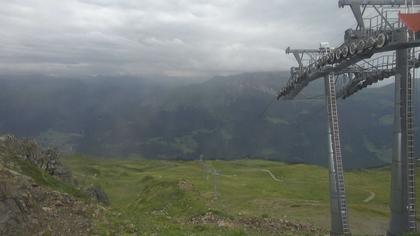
left=1, top=134, right=419, bottom=235
left=0, top=135, right=137, bottom=235
left=0, top=134, right=354, bottom=235
left=0, top=73, right=417, bottom=168
left=64, top=156, right=420, bottom=235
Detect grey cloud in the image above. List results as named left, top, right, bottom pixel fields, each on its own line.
left=0, top=0, right=356, bottom=78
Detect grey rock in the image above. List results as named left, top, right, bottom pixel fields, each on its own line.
left=86, top=185, right=110, bottom=205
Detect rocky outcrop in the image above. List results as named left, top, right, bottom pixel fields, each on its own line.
left=0, top=135, right=72, bottom=183
left=0, top=166, right=101, bottom=235
left=0, top=135, right=110, bottom=205
left=0, top=135, right=114, bottom=235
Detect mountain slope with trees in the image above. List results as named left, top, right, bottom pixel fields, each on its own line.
left=0, top=73, right=416, bottom=168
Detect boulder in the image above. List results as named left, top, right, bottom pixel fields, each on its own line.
left=85, top=185, right=110, bottom=206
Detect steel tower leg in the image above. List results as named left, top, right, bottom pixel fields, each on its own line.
left=388, top=30, right=417, bottom=236
left=324, top=74, right=351, bottom=236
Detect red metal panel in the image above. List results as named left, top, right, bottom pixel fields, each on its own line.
left=399, top=13, right=420, bottom=32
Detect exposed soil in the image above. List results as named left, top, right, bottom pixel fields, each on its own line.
left=191, top=211, right=327, bottom=235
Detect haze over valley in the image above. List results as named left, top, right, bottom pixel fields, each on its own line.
left=0, top=73, right=417, bottom=169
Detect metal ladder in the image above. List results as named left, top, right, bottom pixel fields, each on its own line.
left=326, top=74, right=351, bottom=235
left=406, top=69, right=417, bottom=232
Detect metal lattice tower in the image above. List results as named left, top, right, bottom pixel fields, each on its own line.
left=278, top=1, right=420, bottom=235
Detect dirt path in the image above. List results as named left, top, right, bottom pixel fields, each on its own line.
left=261, top=169, right=282, bottom=182
left=260, top=168, right=376, bottom=204
left=363, top=191, right=376, bottom=203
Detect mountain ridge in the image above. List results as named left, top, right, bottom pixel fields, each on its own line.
left=0, top=72, right=417, bottom=168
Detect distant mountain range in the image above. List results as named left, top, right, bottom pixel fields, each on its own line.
left=0, top=72, right=418, bottom=168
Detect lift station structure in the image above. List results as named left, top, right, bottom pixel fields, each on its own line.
left=278, top=1, right=420, bottom=235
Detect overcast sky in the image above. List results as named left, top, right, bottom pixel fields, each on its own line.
left=0, top=0, right=356, bottom=78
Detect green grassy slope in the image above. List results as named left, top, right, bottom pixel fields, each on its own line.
left=64, top=157, right=420, bottom=235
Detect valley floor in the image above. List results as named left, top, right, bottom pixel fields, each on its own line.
left=64, top=157, right=420, bottom=235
